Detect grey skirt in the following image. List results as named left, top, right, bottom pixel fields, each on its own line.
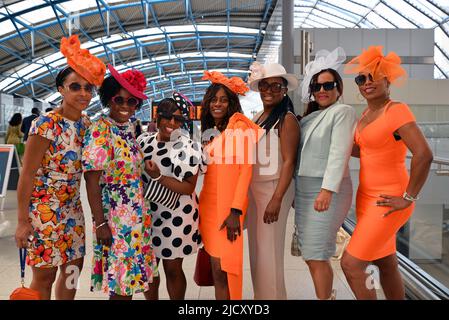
left=295, top=176, right=353, bottom=261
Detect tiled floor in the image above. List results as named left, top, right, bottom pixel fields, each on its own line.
left=0, top=180, right=385, bottom=300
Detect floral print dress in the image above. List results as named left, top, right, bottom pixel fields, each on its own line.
left=82, top=116, right=156, bottom=296
left=27, top=111, right=90, bottom=268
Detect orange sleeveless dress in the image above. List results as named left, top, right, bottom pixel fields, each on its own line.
left=346, top=102, right=416, bottom=261
left=199, top=113, right=261, bottom=299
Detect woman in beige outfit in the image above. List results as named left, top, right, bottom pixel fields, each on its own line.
left=246, top=63, right=300, bottom=299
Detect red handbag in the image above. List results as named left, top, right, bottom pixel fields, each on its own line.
left=193, top=247, right=214, bottom=286
left=10, top=248, right=40, bottom=300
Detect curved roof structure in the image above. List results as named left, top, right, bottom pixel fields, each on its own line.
left=0, top=0, right=276, bottom=116
left=0, top=0, right=448, bottom=117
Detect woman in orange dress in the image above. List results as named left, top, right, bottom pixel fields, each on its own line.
left=199, top=71, right=261, bottom=300
left=341, top=46, right=433, bottom=300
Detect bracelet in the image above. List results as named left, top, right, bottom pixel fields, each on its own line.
left=403, top=192, right=419, bottom=202
left=151, top=173, right=162, bottom=181
left=96, top=221, right=108, bottom=229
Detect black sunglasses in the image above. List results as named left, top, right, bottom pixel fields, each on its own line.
left=310, top=81, right=337, bottom=93
left=355, top=74, right=374, bottom=86
left=158, top=112, right=186, bottom=124
left=258, top=81, right=287, bottom=93
left=112, top=95, right=140, bottom=108
left=66, top=82, right=95, bottom=94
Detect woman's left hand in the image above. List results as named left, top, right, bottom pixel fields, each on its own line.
left=264, top=197, right=282, bottom=224
left=377, top=194, right=413, bottom=217
left=144, top=160, right=161, bottom=179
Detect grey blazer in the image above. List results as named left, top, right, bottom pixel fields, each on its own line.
left=297, top=103, right=356, bottom=193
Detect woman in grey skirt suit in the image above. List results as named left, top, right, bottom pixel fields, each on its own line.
left=296, top=48, right=356, bottom=300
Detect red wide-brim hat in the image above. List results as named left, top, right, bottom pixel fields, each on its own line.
left=107, top=64, right=148, bottom=100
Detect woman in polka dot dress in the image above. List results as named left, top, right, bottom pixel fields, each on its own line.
left=138, top=94, right=204, bottom=300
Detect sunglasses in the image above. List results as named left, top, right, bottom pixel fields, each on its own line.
left=66, top=82, right=95, bottom=94
left=355, top=74, right=374, bottom=86
left=258, top=81, right=287, bottom=93
left=111, top=95, right=140, bottom=108
left=158, top=112, right=186, bottom=124
left=310, top=81, right=337, bottom=93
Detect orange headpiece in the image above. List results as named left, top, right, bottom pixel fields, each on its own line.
left=202, top=71, right=249, bottom=96
left=344, top=45, right=407, bottom=86
left=60, top=35, right=106, bottom=86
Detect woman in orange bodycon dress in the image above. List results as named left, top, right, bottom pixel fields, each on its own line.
left=341, top=46, right=433, bottom=300
left=199, top=71, right=261, bottom=300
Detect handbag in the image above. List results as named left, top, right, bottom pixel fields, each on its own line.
left=291, top=224, right=301, bottom=257
left=10, top=248, right=40, bottom=300
left=193, top=247, right=214, bottom=286
left=144, top=178, right=182, bottom=210
left=332, top=227, right=351, bottom=260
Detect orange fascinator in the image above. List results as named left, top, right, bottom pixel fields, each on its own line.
left=202, top=71, right=249, bottom=96
left=344, top=45, right=407, bottom=86
left=60, top=35, right=106, bottom=86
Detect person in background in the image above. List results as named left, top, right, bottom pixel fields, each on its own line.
left=45, top=107, right=54, bottom=113
left=6, top=113, right=24, bottom=157
left=341, top=46, right=433, bottom=300
left=21, top=107, right=40, bottom=142
left=14, top=34, right=105, bottom=300
left=135, top=119, right=143, bottom=138
left=147, top=118, right=157, bottom=133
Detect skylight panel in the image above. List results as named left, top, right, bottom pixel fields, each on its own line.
left=365, top=11, right=396, bottom=28
left=374, top=3, right=418, bottom=28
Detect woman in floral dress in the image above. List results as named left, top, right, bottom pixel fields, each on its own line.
left=83, top=64, right=156, bottom=299
left=14, top=35, right=105, bottom=300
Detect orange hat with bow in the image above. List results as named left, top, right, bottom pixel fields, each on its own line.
left=60, top=35, right=106, bottom=86
left=344, top=45, right=407, bottom=86
left=202, top=71, right=249, bottom=96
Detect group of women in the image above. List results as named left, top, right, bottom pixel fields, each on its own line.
left=14, top=34, right=433, bottom=301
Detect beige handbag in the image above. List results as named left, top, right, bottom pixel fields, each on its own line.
left=332, top=227, right=351, bottom=260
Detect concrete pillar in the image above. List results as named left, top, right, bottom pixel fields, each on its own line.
left=282, top=0, right=294, bottom=73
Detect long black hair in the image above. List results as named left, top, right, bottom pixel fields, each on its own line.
left=9, top=113, right=22, bottom=126
left=304, top=68, right=343, bottom=117
left=200, top=83, right=243, bottom=133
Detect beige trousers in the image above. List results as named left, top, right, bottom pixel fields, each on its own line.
left=247, top=179, right=295, bottom=300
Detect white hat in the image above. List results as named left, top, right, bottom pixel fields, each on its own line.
left=248, top=62, right=299, bottom=92
left=300, top=47, right=346, bottom=102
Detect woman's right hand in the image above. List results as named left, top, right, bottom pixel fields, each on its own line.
left=220, top=212, right=241, bottom=242
left=96, top=222, right=113, bottom=247
left=15, top=219, right=33, bottom=248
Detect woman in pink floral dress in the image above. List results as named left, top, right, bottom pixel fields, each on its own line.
left=83, top=64, right=156, bottom=299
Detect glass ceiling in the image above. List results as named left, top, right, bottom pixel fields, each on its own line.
left=293, top=0, right=449, bottom=78
left=0, top=0, right=448, bottom=117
